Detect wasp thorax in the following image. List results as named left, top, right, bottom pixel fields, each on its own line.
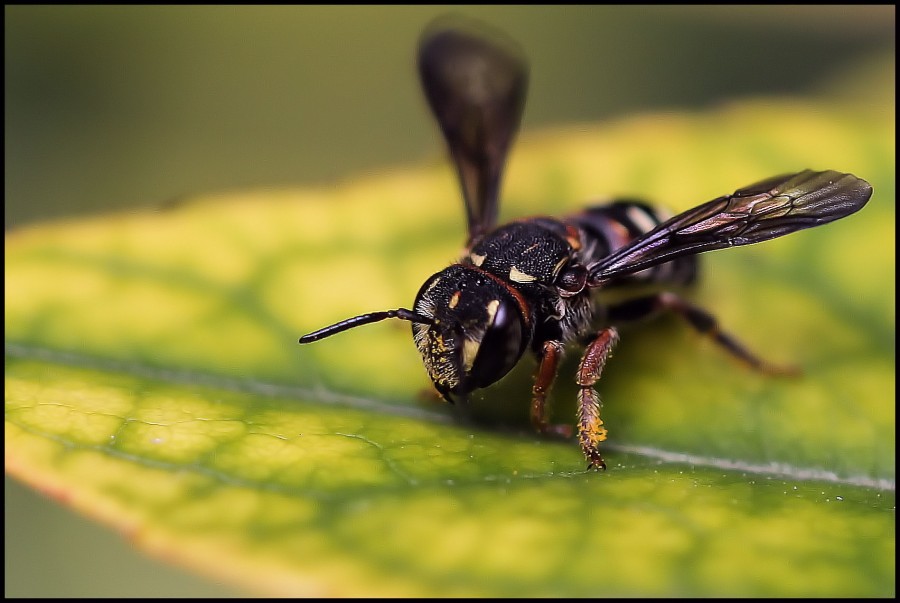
left=411, top=264, right=530, bottom=399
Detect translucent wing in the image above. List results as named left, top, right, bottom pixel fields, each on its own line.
left=588, top=170, right=873, bottom=285
left=418, top=19, right=529, bottom=244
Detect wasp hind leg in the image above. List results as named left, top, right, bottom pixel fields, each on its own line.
left=608, top=292, right=799, bottom=376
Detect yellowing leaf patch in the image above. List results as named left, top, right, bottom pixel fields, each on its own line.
left=5, top=99, right=895, bottom=596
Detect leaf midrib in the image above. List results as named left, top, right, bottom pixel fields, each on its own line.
left=7, top=342, right=893, bottom=493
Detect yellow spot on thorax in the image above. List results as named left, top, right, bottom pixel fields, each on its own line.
left=509, top=266, right=537, bottom=283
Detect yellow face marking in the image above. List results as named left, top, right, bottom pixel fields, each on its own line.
left=509, top=266, right=537, bottom=283
left=461, top=299, right=500, bottom=374
left=448, top=290, right=461, bottom=309
left=469, top=252, right=486, bottom=266
left=485, top=299, right=500, bottom=323
left=461, top=337, right=480, bottom=373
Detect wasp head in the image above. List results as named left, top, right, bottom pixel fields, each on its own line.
left=411, top=264, right=531, bottom=402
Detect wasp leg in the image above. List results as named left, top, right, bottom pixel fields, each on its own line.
left=576, top=327, right=619, bottom=470
left=608, top=292, right=799, bottom=376
left=530, top=340, right=573, bottom=439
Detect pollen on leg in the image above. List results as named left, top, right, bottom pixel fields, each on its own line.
left=577, top=387, right=608, bottom=470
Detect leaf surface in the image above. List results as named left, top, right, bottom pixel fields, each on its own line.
left=5, top=99, right=894, bottom=596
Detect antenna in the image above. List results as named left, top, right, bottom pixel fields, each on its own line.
left=298, top=308, right=434, bottom=344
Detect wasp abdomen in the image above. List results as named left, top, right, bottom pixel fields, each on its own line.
left=569, top=202, right=697, bottom=288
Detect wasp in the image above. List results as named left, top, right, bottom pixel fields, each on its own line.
left=299, top=21, right=873, bottom=470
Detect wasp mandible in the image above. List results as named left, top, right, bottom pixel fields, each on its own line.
left=299, top=20, right=873, bottom=470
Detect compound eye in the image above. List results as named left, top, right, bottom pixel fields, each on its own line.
left=467, top=298, right=526, bottom=389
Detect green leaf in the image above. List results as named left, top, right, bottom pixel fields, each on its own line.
left=5, top=98, right=894, bottom=597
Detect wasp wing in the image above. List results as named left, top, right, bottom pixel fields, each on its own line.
left=418, top=19, right=529, bottom=244
left=588, top=170, right=873, bottom=285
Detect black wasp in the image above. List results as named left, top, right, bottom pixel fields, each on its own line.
left=299, top=20, right=873, bottom=470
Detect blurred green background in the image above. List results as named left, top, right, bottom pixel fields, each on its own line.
left=4, top=5, right=894, bottom=597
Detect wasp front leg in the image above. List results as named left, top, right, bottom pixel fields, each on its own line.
left=531, top=340, right=574, bottom=439
left=576, top=327, right=619, bottom=470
